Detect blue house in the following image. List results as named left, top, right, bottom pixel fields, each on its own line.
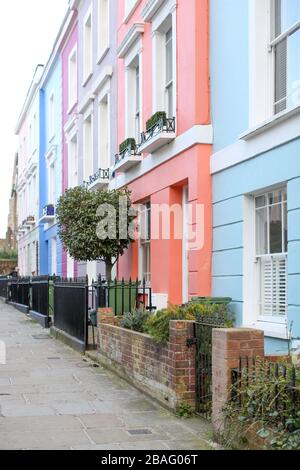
left=39, top=52, right=63, bottom=276
left=210, top=0, right=300, bottom=354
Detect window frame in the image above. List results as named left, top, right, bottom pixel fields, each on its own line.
left=97, top=0, right=110, bottom=63
left=83, top=7, right=93, bottom=85
left=255, top=187, right=288, bottom=324
left=139, top=202, right=151, bottom=285
left=68, top=44, right=78, bottom=113
left=269, top=0, right=300, bottom=114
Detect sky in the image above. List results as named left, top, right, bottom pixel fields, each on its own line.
left=0, top=0, right=69, bottom=238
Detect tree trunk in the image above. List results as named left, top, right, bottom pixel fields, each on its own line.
left=105, top=259, right=113, bottom=282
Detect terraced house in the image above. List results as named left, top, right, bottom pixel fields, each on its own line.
left=114, top=0, right=212, bottom=309
left=210, top=0, right=300, bottom=354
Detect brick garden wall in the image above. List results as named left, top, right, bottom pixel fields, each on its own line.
left=0, top=260, right=17, bottom=275
left=97, top=318, right=196, bottom=410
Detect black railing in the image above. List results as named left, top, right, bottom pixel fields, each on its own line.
left=93, top=276, right=154, bottom=316
left=115, top=143, right=141, bottom=166
left=231, top=356, right=300, bottom=424
left=0, top=277, right=9, bottom=299
left=53, top=277, right=89, bottom=349
left=8, top=277, right=30, bottom=308
left=30, top=275, right=50, bottom=321
left=140, top=117, right=176, bottom=146
left=83, top=168, right=110, bottom=188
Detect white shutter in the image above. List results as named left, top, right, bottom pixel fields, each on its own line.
left=260, top=255, right=287, bottom=318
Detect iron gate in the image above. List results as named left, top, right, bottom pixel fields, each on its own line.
left=193, top=315, right=227, bottom=419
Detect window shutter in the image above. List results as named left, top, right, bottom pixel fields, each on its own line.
left=260, top=255, right=287, bottom=317
left=275, top=38, right=287, bottom=113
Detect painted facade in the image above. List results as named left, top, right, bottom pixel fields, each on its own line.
left=210, top=0, right=300, bottom=353
left=16, top=66, right=44, bottom=276
left=39, top=54, right=63, bottom=276
left=114, top=0, right=212, bottom=308
left=75, top=0, right=118, bottom=280
left=61, top=8, right=78, bottom=278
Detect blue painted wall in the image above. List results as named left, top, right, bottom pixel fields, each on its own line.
left=210, top=0, right=300, bottom=353
left=39, top=57, right=63, bottom=276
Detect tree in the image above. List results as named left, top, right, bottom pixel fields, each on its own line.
left=56, top=186, right=136, bottom=280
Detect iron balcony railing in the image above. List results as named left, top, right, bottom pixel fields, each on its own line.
left=43, top=204, right=55, bottom=217
left=140, top=117, right=176, bottom=146
left=83, top=168, right=110, bottom=189
left=115, top=143, right=141, bottom=166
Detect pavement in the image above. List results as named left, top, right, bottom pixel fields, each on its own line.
left=0, top=299, right=216, bottom=450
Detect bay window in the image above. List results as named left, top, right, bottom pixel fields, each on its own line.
left=255, top=188, right=288, bottom=321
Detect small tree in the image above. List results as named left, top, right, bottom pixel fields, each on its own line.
left=56, top=186, right=136, bottom=281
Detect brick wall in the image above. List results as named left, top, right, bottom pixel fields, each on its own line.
left=97, top=319, right=196, bottom=410
left=212, top=328, right=265, bottom=432
left=0, top=260, right=17, bottom=275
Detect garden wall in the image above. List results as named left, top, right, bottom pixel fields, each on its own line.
left=97, top=316, right=196, bottom=410
left=0, top=260, right=16, bottom=275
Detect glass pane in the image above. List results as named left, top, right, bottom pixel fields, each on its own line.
left=268, top=190, right=282, bottom=205
left=269, top=204, right=283, bottom=253
left=136, top=66, right=140, bottom=112
left=166, top=28, right=173, bottom=84
left=256, top=207, right=268, bottom=255
left=283, top=201, right=288, bottom=252
left=279, top=0, right=300, bottom=34
left=167, top=83, right=173, bottom=118
left=275, top=38, right=287, bottom=113
left=255, top=195, right=266, bottom=208
left=287, top=28, right=300, bottom=108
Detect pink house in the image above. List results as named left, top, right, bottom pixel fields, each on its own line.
left=61, top=6, right=78, bottom=277
left=114, top=0, right=212, bottom=307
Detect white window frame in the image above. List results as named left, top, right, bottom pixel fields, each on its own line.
left=98, top=91, right=110, bottom=170
left=49, top=92, right=55, bottom=141
left=45, top=148, right=57, bottom=206
left=270, top=0, right=300, bottom=114
left=139, top=202, right=151, bottom=285
left=83, top=111, right=94, bottom=181
left=97, top=0, right=110, bottom=63
left=152, top=0, right=176, bottom=117
left=243, top=185, right=289, bottom=338
left=68, top=44, right=78, bottom=113
left=68, top=132, right=78, bottom=189
left=124, top=46, right=143, bottom=143
left=124, top=0, right=140, bottom=23
left=83, top=6, right=93, bottom=86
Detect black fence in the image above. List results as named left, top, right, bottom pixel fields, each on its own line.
left=93, top=276, right=154, bottom=316
left=53, top=277, right=89, bottom=350
left=8, top=277, right=30, bottom=308
left=231, top=356, right=300, bottom=424
left=30, top=276, right=51, bottom=327
left=0, top=277, right=9, bottom=298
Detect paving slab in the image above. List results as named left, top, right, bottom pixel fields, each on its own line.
left=0, top=300, right=216, bottom=450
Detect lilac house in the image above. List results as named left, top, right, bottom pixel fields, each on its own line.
left=61, top=2, right=79, bottom=277
left=74, top=0, right=118, bottom=280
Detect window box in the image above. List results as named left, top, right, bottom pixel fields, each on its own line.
left=40, top=204, right=55, bottom=224
left=139, top=114, right=176, bottom=154
left=84, top=168, right=110, bottom=191
left=114, top=139, right=142, bottom=172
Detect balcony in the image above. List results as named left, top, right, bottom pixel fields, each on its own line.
left=40, top=204, right=55, bottom=224
left=114, top=142, right=142, bottom=173
left=84, top=168, right=110, bottom=191
left=139, top=116, right=176, bottom=154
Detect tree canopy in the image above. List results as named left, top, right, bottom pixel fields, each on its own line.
left=56, top=186, right=136, bottom=279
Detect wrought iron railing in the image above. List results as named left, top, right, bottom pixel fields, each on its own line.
left=140, top=117, right=176, bottom=146
left=83, top=168, right=110, bottom=189
left=115, top=143, right=141, bottom=166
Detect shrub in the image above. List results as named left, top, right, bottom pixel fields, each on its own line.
left=120, top=307, right=150, bottom=333
left=175, top=402, right=196, bottom=419
left=119, top=138, right=136, bottom=154
left=144, top=304, right=195, bottom=343
left=222, top=360, right=300, bottom=450
left=0, top=250, right=18, bottom=260
left=146, top=111, right=167, bottom=131
left=145, top=301, right=234, bottom=344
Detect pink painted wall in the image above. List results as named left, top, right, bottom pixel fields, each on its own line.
left=117, top=0, right=212, bottom=304
left=61, top=19, right=78, bottom=277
